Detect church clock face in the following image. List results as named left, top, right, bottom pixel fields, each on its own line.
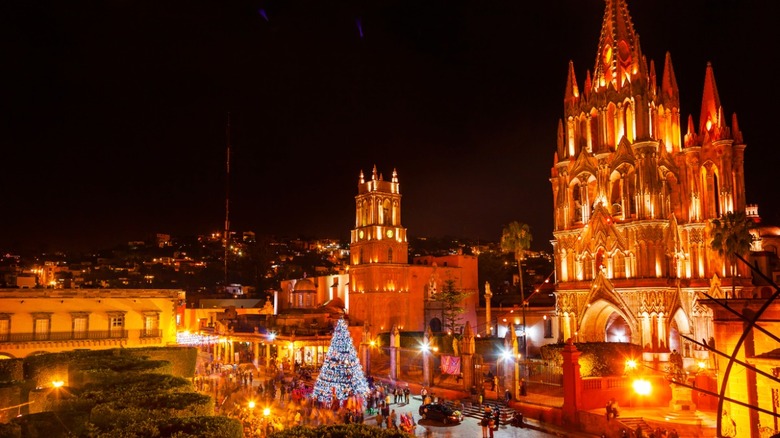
left=386, top=229, right=394, bottom=238
left=359, top=230, right=364, bottom=239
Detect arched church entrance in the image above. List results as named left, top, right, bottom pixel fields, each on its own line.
left=669, top=308, right=692, bottom=357
left=429, top=318, right=442, bottom=333
left=579, top=299, right=636, bottom=344
left=605, top=312, right=632, bottom=343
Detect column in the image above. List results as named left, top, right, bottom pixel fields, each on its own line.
left=253, top=341, right=259, bottom=367
left=657, top=314, right=667, bottom=351
left=422, top=326, right=433, bottom=388
left=265, top=341, right=271, bottom=369
left=485, top=282, right=493, bottom=337
left=461, top=322, right=475, bottom=391
left=360, top=325, right=371, bottom=376
left=390, top=325, right=400, bottom=381
left=561, top=339, right=583, bottom=427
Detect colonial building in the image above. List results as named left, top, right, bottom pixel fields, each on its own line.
left=0, top=288, right=183, bottom=359
left=550, top=0, right=751, bottom=359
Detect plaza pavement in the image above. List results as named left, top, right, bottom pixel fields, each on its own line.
left=370, top=376, right=601, bottom=438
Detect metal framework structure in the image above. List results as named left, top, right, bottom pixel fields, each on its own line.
left=676, top=255, right=780, bottom=437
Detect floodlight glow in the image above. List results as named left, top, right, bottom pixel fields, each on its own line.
left=626, top=359, right=637, bottom=370
left=263, top=407, right=271, bottom=416
left=248, top=401, right=256, bottom=409
left=633, top=379, right=652, bottom=395
left=52, top=381, right=64, bottom=388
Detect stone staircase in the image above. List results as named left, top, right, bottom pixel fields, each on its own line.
left=440, top=399, right=516, bottom=425
left=617, top=417, right=653, bottom=434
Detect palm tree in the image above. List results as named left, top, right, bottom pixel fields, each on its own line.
left=501, top=222, right=533, bottom=355
left=710, top=211, right=754, bottom=299
left=501, top=221, right=533, bottom=300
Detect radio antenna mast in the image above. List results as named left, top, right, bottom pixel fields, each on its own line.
left=224, top=112, right=231, bottom=289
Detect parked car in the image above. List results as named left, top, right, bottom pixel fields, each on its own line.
left=418, top=403, right=462, bottom=425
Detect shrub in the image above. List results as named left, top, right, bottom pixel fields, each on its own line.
left=121, top=347, right=198, bottom=378
left=540, top=342, right=643, bottom=377
left=0, top=422, right=20, bottom=438
left=0, top=359, right=23, bottom=384
left=10, top=410, right=90, bottom=438
left=157, top=416, right=243, bottom=438
left=89, top=391, right=213, bottom=428
left=78, top=373, right=193, bottom=404
left=269, top=424, right=414, bottom=438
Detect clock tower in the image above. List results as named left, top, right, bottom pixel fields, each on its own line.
left=350, top=165, right=408, bottom=266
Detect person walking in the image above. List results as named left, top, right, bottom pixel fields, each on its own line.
left=480, top=414, right=490, bottom=438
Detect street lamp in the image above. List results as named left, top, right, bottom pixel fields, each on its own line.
left=632, top=378, right=652, bottom=396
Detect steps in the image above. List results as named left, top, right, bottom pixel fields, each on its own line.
left=618, top=417, right=653, bottom=434
left=440, top=399, right=515, bottom=425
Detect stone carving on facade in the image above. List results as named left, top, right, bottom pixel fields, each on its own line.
left=708, top=274, right=724, bottom=299
left=556, top=292, right=575, bottom=314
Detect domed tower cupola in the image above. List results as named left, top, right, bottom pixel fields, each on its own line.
left=291, top=277, right=317, bottom=309
left=350, top=165, right=408, bottom=266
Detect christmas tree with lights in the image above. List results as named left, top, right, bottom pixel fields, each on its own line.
left=312, top=318, right=370, bottom=408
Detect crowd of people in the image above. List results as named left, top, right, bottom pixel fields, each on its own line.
left=479, top=405, right=502, bottom=438
left=193, top=357, right=421, bottom=437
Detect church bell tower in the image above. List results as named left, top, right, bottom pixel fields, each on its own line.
left=350, top=165, right=408, bottom=266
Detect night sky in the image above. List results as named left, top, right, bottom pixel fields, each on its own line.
left=3, top=0, right=777, bottom=253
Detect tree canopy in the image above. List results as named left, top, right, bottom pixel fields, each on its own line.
left=500, top=221, right=533, bottom=299
left=710, top=210, right=754, bottom=298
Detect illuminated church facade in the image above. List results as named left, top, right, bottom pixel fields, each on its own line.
left=550, top=0, right=751, bottom=356
left=279, top=166, right=479, bottom=344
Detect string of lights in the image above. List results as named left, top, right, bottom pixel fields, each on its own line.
left=311, top=318, right=370, bottom=406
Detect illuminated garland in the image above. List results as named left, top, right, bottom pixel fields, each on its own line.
left=176, top=331, right=219, bottom=345
left=312, top=318, right=369, bottom=406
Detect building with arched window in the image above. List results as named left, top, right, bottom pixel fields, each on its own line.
left=550, top=0, right=751, bottom=364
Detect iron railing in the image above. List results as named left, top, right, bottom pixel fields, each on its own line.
left=140, top=329, right=162, bottom=338
left=0, top=330, right=129, bottom=343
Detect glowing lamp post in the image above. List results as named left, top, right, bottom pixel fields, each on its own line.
left=632, top=378, right=652, bottom=396
left=248, top=400, right=256, bottom=418
left=625, top=359, right=638, bottom=376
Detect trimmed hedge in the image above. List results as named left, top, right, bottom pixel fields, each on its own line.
left=157, top=416, right=243, bottom=438
left=0, top=360, right=23, bottom=384
left=540, top=342, right=643, bottom=377
left=269, top=424, right=414, bottom=438
left=78, top=373, right=193, bottom=404
left=0, top=347, right=210, bottom=436
left=0, top=422, right=20, bottom=438
left=8, top=410, right=91, bottom=438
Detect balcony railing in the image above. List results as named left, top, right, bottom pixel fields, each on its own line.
left=140, top=329, right=162, bottom=338
left=0, top=330, right=129, bottom=343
